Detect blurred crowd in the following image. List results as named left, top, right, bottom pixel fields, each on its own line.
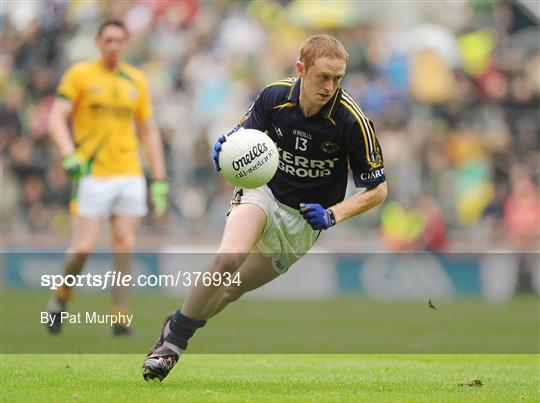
left=1, top=0, right=539, bottom=251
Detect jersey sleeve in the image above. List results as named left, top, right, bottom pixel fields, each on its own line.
left=345, top=116, right=386, bottom=188
left=134, top=74, right=152, bottom=122
left=56, top=65, right=81, bottom=103
left=236, top=86, right=275, bottom=132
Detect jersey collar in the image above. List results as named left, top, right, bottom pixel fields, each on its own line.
left=287, top=78, right=301, bottom=103
left=288, top=78, right=341, bottom=124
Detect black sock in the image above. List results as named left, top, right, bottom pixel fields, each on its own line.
left=165, top=310, right=206, bottom=350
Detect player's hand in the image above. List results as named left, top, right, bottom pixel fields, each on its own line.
left=299, top=203, right=336, bottom=230
left=151, top=180, right=169, bottom=217
left=212, top=135, right=227, bottom=172
left=62, top=154, right=87, bottom=179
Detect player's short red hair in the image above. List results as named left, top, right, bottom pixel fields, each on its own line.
left=299, top=35, right=349, bottom=70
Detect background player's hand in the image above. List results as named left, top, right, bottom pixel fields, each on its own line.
left=62, top=154, right=87, bottom=179
left=299, top=203, right=336, bottom=230
left=151, top=180, right=169, bottom=217
left=212, top=135, right=227, bottom=172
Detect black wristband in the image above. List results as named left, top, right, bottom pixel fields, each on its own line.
left=327, top=209, right=336, bottom=227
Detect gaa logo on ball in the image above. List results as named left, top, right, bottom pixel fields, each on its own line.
left=219, top=129, right=279, bottom=188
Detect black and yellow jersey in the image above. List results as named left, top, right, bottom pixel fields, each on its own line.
left=235, top=77, right=385, bottom=209
left=56, top=60, right=152, bottom=177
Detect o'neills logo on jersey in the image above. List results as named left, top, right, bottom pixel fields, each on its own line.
left=360, top=168, right=384, bottom=181
left=278, top=148, right=339, bottom=178
left=232, top=143, right=269, bottom=171
left=90, top=103, right=133, bottom=119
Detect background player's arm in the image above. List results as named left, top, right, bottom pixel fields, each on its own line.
left=48, top=98, right=75, bottom=157
left=329, top=181, right=387, bottom=224
left=136, top=119, right=167, bottom=181
left=138, top=119, right=169, bottom=217
left=135, top=73, right=167, bottom=181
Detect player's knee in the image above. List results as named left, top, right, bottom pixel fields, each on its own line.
left=213, top=252, right=247, bottom=274
left=112, top=235, right=136, bottom=253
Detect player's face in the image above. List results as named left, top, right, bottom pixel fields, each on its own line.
left=297, top=57, right=346, bottom=108
left=96, top=25, right=127, bottom=66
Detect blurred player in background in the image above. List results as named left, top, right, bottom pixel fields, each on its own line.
left=45, top=19, right=169, bottom=336
left=143, top=35, right=387, bottom=380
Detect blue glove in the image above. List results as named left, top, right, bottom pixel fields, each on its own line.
left=212, top=135, right=227, bottom=172
left=299, top=203, right=336, bottom=230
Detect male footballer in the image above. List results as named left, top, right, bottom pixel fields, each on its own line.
left=143, top=34, right=387, bottom=380
left=46, top=19, right=168, bottom=335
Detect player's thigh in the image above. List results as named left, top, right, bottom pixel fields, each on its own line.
left=68, top=216, right=101, bottom=254
left=112, top=176, right=148, bottom=217
left=75, top=176, right=115, bottom=219
left=109, top=215, right=141, bottom=252
left=219, top=203, right=267, bottom=254
left=228, top=248, right=279, bottom=297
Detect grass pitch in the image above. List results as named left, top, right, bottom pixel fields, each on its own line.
left=1, top=354, right=539, bottom=402
left=1, top=291, right=538, bottom=353
left=1, top=291, right=539, bottom=401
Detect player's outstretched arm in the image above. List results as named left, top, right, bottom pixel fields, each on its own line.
left=299, top=182, right=387, bottom=230
left=329, top=181, right=387, bottom=224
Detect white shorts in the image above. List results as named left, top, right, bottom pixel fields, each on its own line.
left=74, top=175, right=148, bottom=219
left=231, top=185, right=320, bottom=274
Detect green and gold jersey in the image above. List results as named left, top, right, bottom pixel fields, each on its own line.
left=57, top=60, right=152, bottom=176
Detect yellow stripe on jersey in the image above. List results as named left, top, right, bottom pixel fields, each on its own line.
left=238, top=112, right=252, bottom=126
left=340, top=91, right=381, bottom=168
left=341, top=90, right=377, bottom=154
left=263, top=79, right=294, bottom=90
left=273, top=101, right=296, bottom=110
left=340, top=99, right=379, bottom=168
left=326, top=88, right=340, bottom=119
left=287, top=79, right=299, bottom=99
